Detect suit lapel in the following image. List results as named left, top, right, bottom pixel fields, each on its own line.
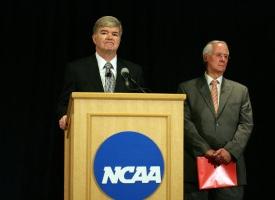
left=197, top=77, right=217, bottom=117
left=114, top=59, right=127, bottom=92
left=88, top=55, right=104, bottom=91
left=197, top=77, right=234, bottom=118
left=217, top=78, right=233, bottom=117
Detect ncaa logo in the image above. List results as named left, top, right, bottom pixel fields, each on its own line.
left=93, top=131, right=164, bottom=200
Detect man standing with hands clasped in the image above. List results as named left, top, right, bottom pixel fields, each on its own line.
left=57, top=16, right=145, bottom=130
left=178, top=40, right=254, bottom=200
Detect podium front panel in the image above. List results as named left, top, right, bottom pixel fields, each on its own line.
left=64, top=93, right=184, bottom=200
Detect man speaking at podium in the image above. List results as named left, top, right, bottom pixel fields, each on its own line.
left=57, top=16, right=145, bottom=130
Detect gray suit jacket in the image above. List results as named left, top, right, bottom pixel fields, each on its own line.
left=177, top=76, right=253, bottom=185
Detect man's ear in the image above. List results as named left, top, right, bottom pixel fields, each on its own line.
left=92, top=34, right=96, bottom=44
left=203, top=54, right=208, bottom=63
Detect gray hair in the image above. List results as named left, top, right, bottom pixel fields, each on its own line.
left=202, top=40, right=229, bottom=57
left=93, top=16, right=123, bottom=36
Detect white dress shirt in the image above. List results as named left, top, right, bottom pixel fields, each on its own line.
left=95, top=52, right=117, bottom=87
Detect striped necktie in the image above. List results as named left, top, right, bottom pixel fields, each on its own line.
left=210, top=79, right=219, bottom=113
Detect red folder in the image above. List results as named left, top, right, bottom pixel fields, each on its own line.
left=196, top=156, right=237, bottom=190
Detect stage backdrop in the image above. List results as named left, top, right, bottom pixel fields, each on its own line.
left=1, top=0, right=274, bottom=199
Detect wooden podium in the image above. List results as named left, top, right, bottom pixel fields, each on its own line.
left=64, top=92, right=185, bottom=200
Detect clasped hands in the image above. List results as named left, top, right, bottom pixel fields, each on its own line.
left=205, top=148, right=232, bottom=166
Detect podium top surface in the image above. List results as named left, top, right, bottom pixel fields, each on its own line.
left=71, top=92, right=186, bottom=101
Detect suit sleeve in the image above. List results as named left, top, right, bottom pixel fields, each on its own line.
left=177, top=84, right=212, bottom=157
left=56, top=63, right=75, bottom=120
left=224, top=87, right=254, bottom=159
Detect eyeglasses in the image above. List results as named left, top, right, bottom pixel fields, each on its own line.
left=212, top=53, right=230, bottom=60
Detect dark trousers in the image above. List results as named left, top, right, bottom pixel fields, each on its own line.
left=185, top=182, right=244, bottom=200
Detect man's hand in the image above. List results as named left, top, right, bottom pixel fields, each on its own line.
left=59, top=115, right=68, bottom=130
left=204, top=148, right=232, bottom=165
left=213, top=148, right=232, bottom=165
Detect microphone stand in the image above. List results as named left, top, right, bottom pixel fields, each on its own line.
left=129, top=77, right=147, bottom=93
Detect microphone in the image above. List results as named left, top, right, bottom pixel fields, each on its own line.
left=120, top=67, right=147, bottom=93
left=121, top=67, right=130, bottom=87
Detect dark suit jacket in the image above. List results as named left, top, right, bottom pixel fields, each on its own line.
left=57, top=55, right=145, bottom=119
left=177, top=76, right=253, bottom=185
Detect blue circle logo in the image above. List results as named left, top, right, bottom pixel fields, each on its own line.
left=93, top=131, right=164, bottom=200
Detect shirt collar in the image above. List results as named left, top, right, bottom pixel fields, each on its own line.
left=95, top=52, right=117, bottom=71
left=204, top=72, right=223, bottom=86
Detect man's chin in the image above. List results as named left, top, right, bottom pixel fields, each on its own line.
left=104, top=48, right=117, bottom=53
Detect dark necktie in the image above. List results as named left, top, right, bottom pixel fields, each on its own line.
left=104, top=62, right=115, bottom=92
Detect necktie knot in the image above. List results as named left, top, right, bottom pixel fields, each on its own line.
left=211, top=79, right=218, bottom=86
left=104, top=62, right=113, bottom=69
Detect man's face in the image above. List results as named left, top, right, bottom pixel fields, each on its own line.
left=92, top=26, right=121, bottom=53
left=205, top=43, right=229, bottom=75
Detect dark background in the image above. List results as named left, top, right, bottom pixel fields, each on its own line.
left=1, top=0, right=274, bottom=199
